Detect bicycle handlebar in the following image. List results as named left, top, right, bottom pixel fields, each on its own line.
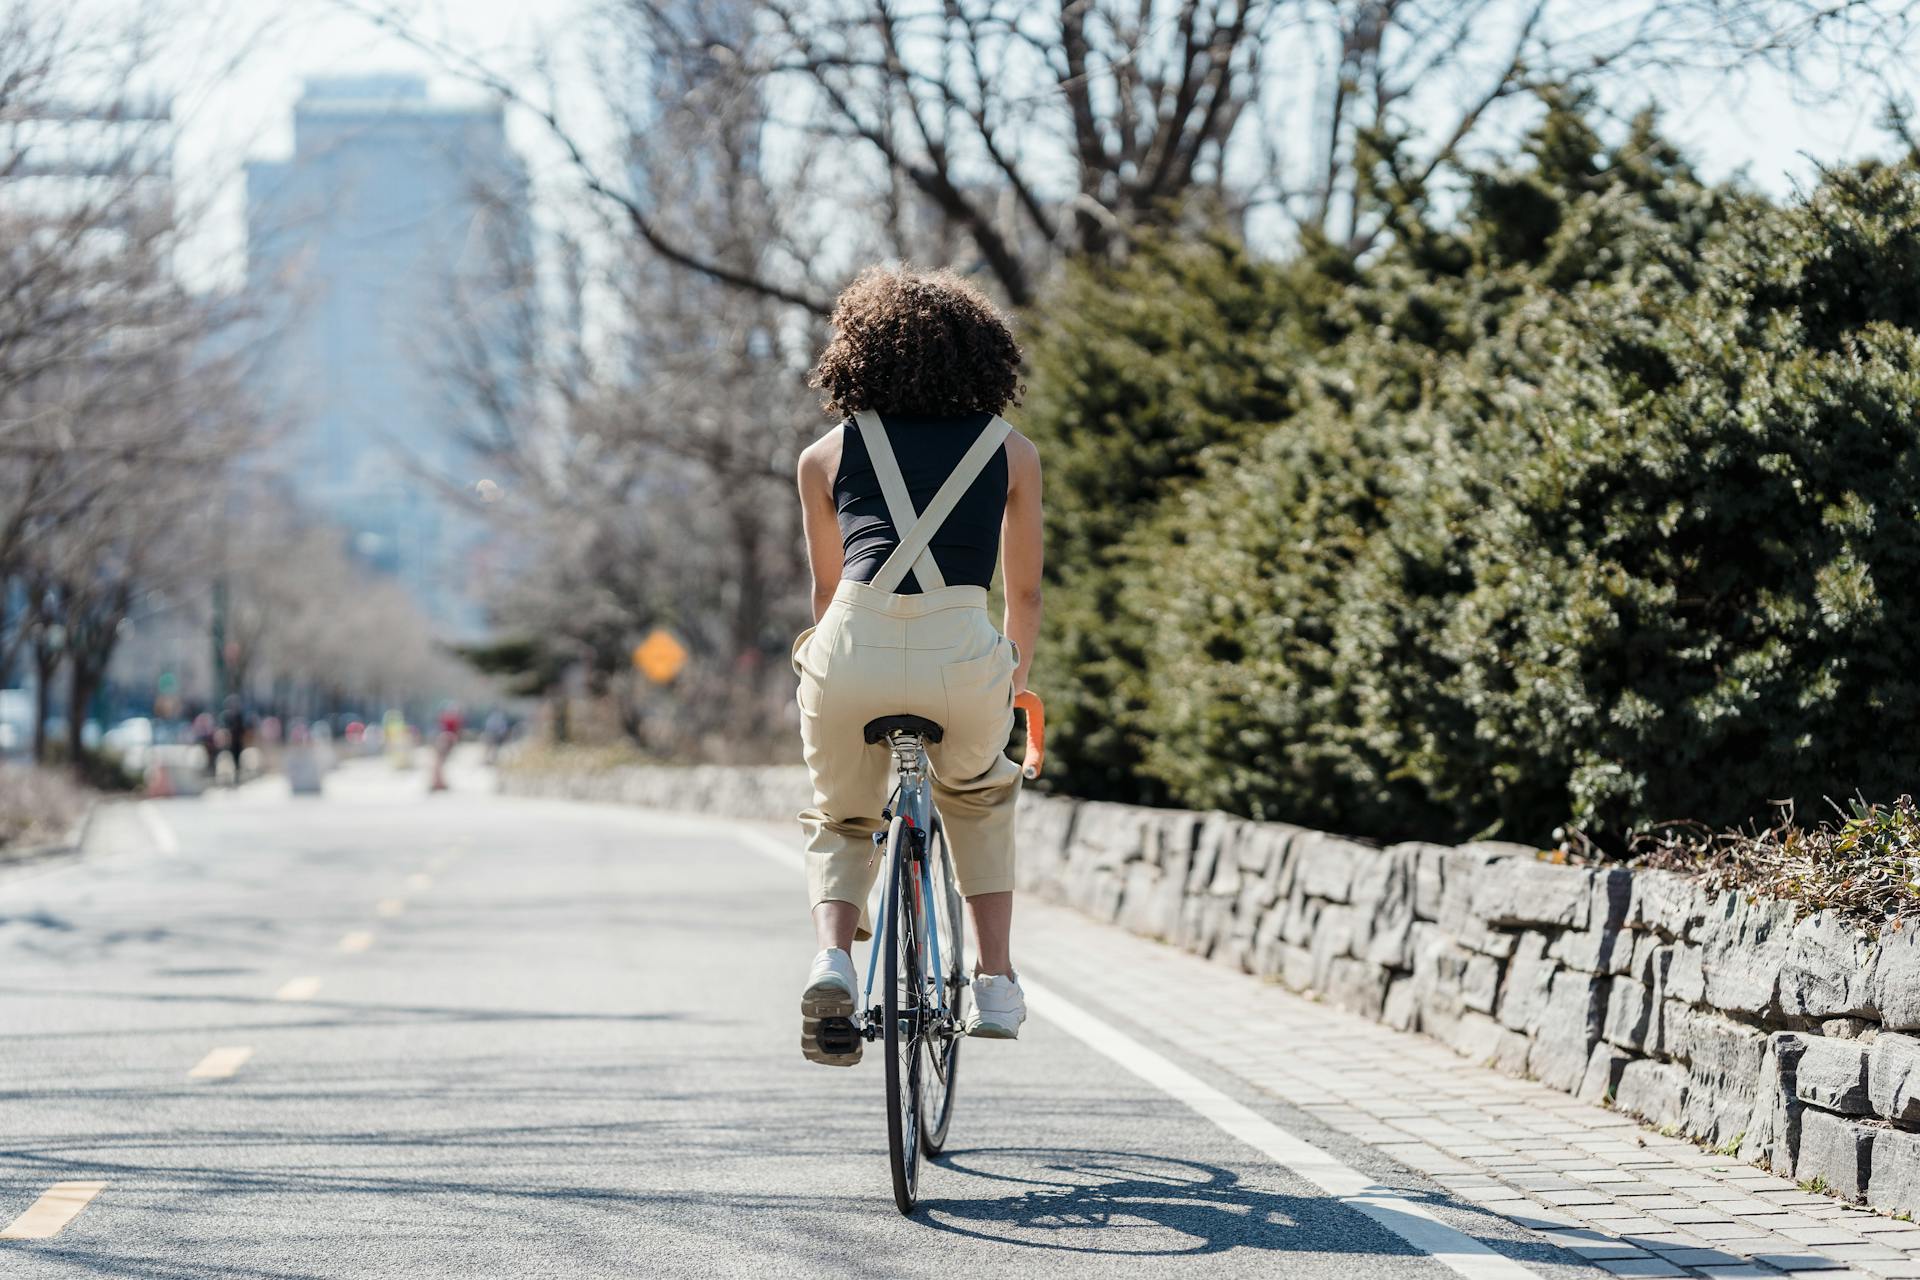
left=1014, top=690, right=1045, bottom=780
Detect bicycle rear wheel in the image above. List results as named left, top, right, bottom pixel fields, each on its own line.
left=882, top=815, right=925, bottom=1214
left=920, top=820, right=965, bottom=1156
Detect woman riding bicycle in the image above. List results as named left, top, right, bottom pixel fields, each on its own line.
left=791, top=266, right=1043, bottom=1065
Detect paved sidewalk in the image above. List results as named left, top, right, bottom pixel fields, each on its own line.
left=1019, top=895, right=1920, bottom=1280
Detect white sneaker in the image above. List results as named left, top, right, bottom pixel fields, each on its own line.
left=965, top=972, right=1026, bottom=1039
left=800, top=948, right=861, bottom=1066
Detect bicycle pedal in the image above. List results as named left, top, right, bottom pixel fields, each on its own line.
left=817, top=1016, right=860, bottom=1056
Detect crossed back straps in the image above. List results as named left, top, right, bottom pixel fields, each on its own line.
left=853, top=410, right=1014, bottom=594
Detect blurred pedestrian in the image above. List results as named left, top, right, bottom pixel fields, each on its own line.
left=429, top=703, right=462, bottom=792
left=219, top=696, right=248, bottom=786
left=482, top=709, right=508, bottom=765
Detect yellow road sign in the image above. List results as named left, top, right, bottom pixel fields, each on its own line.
left=633, top=628, right=688, bottom=684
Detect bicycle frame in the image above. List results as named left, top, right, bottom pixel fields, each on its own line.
left=861, top=730, right=949, bottom=1027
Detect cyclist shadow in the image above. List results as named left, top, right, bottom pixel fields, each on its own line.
left=916, top=1146, right=1468, bottom=1259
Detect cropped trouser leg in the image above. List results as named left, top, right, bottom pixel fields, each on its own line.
left=794, top=582, right=1021, bottom=940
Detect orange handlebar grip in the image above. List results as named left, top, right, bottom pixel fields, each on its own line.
left=1014, top=690, right=1045, bottom=780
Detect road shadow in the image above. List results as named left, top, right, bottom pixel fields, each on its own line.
left=918, top=1146, right=1447, bottom=1258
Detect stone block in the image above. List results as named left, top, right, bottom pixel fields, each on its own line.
left=1279, top=886, right=1320, bottom=947
left=1794, top=1107, right=1873, bottom=1200
left=1434, top=846, right=1517, bottom=957
left=1382, top=975, right=1418, bottom=1032
left=1069, top=801, right=1155, bottom=871
left=1868, top=1126, right=1920, bottom=1218
left=1280, top=944, right=1315, bottom=993
left=1550, top=870, right=1633, bottom=974
left=1629, top=932, right=1667, bottom=983
left=1779, top=909, right=1875, bottom=1019
left=1697, top=894, right=1793, bottom=1017
left=1615, top=1058, right=1689, bottom=1130
left=1529, top=969, right=1606, bottom=1092
left=1490, top=1025, right=1532, bottom=1076
left=1867, top=1031, right=1920, bottom=1125
left=1296, top=831, right=1364, bottom=903
left=1819, top=1016, right=1877, bottom=1039
left=1408, top=929, right=1470, bottom=1033
left=1794, top=1036, right=1872, bottom=1115
left=1579, top=1042, right=1634, bottom=1105
left=1676, top=1013, right=1767, bottom=1147
left=1435, top=1009, right=1507, bottom=1063
left=1496, top=932, right=1556, bottom=1033
left=1605, top=978, right=1654, bottom=1052
left=1665, top=942, right=1706, bottom=1006
left=1869, top=924, right=1920, bottom=1030
left=1461, top=953, right=1501, bottom=1015
left=1399, top=842, right=1452, bottom=922
left=1250, top=897, right=1288, bottom=977
left=1324, top=957, right=1391, bottom=1020
left=1625, top=869, right=1709, bottom=939
left=1740, top=1032, right=1808, bottom=1173
left=1354, top=848, right=1416, bottom=969
left=1309, top=905, right=1356, bottom=988
left=1470, top=858, right=1593, bottom=930
left=1117, top=860, right=1174, bottom=940
left=1238, top=820, right=1294, bottom=873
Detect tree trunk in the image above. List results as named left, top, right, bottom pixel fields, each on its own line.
left=30, top=642, right=57, bottom=764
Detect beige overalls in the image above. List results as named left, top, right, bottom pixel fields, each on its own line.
left=792, top=411, right=1023, bottom=938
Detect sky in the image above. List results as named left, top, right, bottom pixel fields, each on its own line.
left=88, top=0, right=1911, bottom=293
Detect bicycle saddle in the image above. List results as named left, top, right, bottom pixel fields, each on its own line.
left=863, top=714, right=945, bottom=744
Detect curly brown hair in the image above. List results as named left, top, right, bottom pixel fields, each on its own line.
left=808, top=266, right=1023, bottom=418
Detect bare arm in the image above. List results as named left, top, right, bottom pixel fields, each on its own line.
left=798, top=434, right=845, bottom=622
left=1000, top=430, right=1044, bottom=693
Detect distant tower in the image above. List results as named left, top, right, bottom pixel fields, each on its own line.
left=246, top=74, right=529, bottom=640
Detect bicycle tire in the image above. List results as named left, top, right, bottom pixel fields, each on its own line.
left=920, top=821, right=964, bottom=1156
left=882, top=815, right=924, bottom=1214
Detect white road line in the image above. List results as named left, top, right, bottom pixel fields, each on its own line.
left=275, top=976, right=322, bottom=1001
left=0, top=1181, right=107, bottom=1240
left=135, top=802, right=179, bottom=854
left=729, top=818, right=1540, bottom=1279
left=1023, top=982, right=1544, bottom=1280
left=337, top=930, right=374, bottom=953
left=405, top=873, right=432, bottom=892
left=375, top=898, right=405, bottom=918
left=187, top=1046, right=253, bottom=1080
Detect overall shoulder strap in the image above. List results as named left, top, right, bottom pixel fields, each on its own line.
left=864, top=413, right=1014, bottom=594
left=853, top=410, right=945, bottom=591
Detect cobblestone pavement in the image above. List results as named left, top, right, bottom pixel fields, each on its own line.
left=1018, top=894, right=1920, bottom=1280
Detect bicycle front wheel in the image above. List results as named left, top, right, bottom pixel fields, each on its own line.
left=882, top=815, right=925, bottom=1215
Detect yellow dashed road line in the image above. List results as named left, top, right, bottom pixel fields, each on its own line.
left=0, top=1181, right=107, bottom=1240
left=187, top=1046, right=253, bottom=1080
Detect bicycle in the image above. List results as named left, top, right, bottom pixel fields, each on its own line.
left=851, top=689, right=1045, bottom=1215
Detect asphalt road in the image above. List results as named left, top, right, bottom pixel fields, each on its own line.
left=0, top=759, right=1594, bottom=1279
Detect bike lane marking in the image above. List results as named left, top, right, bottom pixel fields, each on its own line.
left=724, top=818, right=1543, bottom=1280
left=187, top=1046, right=254, bottom=1080
left=0, top=1181, right=108, bottom=1240
left=135, top=802, right=179, bottom=854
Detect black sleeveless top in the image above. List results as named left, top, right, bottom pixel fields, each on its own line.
left=835, top=412, right=1009, bottom=594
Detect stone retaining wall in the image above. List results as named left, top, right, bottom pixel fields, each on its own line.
left=1014, top=793, right=1920, bottom=1216
left=499, top=762, right=1919, bottom=1212
left=501, top=763, right=811, bottom=822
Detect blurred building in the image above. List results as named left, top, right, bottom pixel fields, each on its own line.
left=246, top=74, right=529, bottom=641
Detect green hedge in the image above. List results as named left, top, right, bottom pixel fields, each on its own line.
left=1024, top=97, right=1920, bottom=847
